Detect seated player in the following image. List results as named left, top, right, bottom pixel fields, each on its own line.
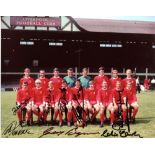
left=111, top=81, right=127, bottom=124
left=43, top=81, right=60, bottom=124
left=78, top=68, right=91, bottom=88
left=31, top=79, right=47, bottom=125
left=85, top=80, right=99, bottom=123
left=16, top=81, right=32, bottom=126
left=50, top=68, right=63, bottom=90
left=19, top=68, right=35, bottom=90
left=94, top=67, right=109, bottom=93
left=71, top=79, right=88, bottom=126
left=109, top=69, right=122, bottom=90
left=37, top=69, right=49, bottom=90
left=56, top=80, right=72, bottom=126
left=63, top=68, right=76, bottom=88
left=123, top=81, right=139, bottom=123
left=97, top=80, right=113, bottom=127
left=123, top=69, right=136, bottom=93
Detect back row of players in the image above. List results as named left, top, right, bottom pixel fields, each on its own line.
left=16, top=67, right=139, bottom=127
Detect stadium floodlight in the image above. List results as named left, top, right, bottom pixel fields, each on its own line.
left=152, top=45, right=155, bottom=48
left=117, top=44, right=123, bottom=47
left=111, top=44, right=117, bottom=47
left=20, top=41, right=27, bottom=45
left=105, top=44, right=111, bottom=47
left=49, top=42, right=63, bottom=46
left=26, top=41, right=34, bottom=45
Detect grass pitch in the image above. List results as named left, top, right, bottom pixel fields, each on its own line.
left=1, top=91, right=155, bottom=138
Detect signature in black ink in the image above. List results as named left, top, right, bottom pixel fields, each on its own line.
left=39, top=127, right=100, bottom=138
left=2, top=121, right=33, bottom=137
left=101, top=126, right=143, bottom=138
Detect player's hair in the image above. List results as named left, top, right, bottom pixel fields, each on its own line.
left=76, top=79, right=81, bottom=83
left=35, top=79, right=41, bottom=84
left=99, top=66, right=105, bottom=71
left=82, top=67, right=88, bottom=72
left=53, top=68, right=59, bottom=72
left=24, top=68, right=30, bottom=72
left=62, top=80, right=68, bottom=85
left=126, top=69, right=132, bottom=73
left=67, top=68, right=73, bottom=72
left=40, top=69, right=45, bottom=72
left=112, top=69, right=118, bottom=73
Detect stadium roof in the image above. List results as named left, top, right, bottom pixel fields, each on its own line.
left=74, top=18, right=155, bottom=34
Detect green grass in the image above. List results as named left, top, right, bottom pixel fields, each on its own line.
left=1, top=91, right=155, bottom=138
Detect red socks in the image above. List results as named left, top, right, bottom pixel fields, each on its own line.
left=110, top=112, right=115, bottom=124
left=100, top=113, right=104, bottom=123
left=67, top=111, right=72, bottom=123
left=133, top=108, right=138, bottom=119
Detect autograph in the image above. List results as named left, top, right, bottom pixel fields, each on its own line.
left=2, top=121, right=33, bottom=137
left=39, top=127, right=100, bottom=138
left=101, top=126, right=143, bottom=138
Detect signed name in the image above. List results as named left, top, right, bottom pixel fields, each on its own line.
left=101, top=126, right=143, bottom=138
left=2, top=121, right=33, bottom=137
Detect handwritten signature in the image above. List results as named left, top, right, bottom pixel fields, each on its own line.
left=39, top=127, right=100, bottom=138
left=101, top=126, right=143, bottom=138
left=2, top=121, right=33, bottom=137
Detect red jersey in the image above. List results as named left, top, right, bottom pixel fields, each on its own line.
left=111, top=88, right=124, bottom=105
left=71, top=87, right=87, bottom=101
left=94, top=75, right=109, bottom=92
left=97, top=88, right=112, bottom=106
left=19, top=76, right=35, bottom=90
left=123, top=88, right=137, bottom=105
left=144, top=79, right=150, bottom=86
left=86, top=87, right=97, bottom=104
left=59, top=87, right=72, bottom=102
left=38, top=77, right=49, bottom=90
left=50, top=76, right=63, bottom=90
left=44, top=88, right=60, bottom=104
left=109, top=77, right=122, bottom=90
left=31, top=87, right=45, bottom=105
left=122, top=77, right=136, bottom=93
left=16, top=88, right=32, bottom=104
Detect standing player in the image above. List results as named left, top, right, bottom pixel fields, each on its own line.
left=97, top=80, right=113, bottom=127
left=144, top=77, right=150, bottom=91
left=71, top=80, right=88, bottom=125
left=86, top=80, right=99, bottom=123
left=50, top=68, right=63, bottom=90
left=123, top=69, right=136, bottom=93
left=38, top=70, right=49, bottom=90
left=94, top=67, right=109, bottom=93
left=109, top=69, right=122, bottom=90
left=16, top=81, right=32, bottom=126
left=19, top=68, right=35, bottom=90
left=123, top=82, right=139, bottom=123
left=111, top=81, right=127, bottom=124
left=78, top=68, right=91, bottom=88
left=63, top=68, right=76, bottom=87
left=31, top=79, right=47, bottom=125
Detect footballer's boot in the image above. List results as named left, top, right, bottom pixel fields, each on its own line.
left=19, top=121, right=23, bottom=127
left=27, top=120, right=30, bottom=126
left=59, top=122, right=63, bottom=127
left=100, top=122, right=104, bottom=128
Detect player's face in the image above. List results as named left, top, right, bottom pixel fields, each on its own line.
left=54, top=71, right=59, bottom=77
left=35, top=81, right=41, bottom=88
left=112, top=70, right=118, bottom=78
left=82, top=70, right=88, bottom=76
left=68, top=70, right=73, bottom=77
left=116, top=82, right=121, bottom=90
left=75, top=81, right=81, bottom=88
left=102, top=81, right=108, bottom=89
left=62, top=82, right=67, bottom=88
left=126, top=70, right=132, bottom=77
left=40, top=71, right=45, bottom=78
left=24, top=70, right=30, bottom=77
left=89, top=81, right=94, bottom=88
left=99, top=70, right=104, bottom=75
left=48, top=81, right=53, bottom=88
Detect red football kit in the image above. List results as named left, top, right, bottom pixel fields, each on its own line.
left=123, top=88, right=137, bottom=105
left=144, top=79, right=150, bottom=90
left=122, top=77, right=136, bottom=93
left=38, top=77, right=49, bottom=90
left=44, top=88, right=60, bottom=105
left=16, top=88, right=32, bottom=104
left=94, top=75, right=109, bottom=92
left=59, top=87, right=72, bottom=102
left=19, top=76, right=35, bottom=89
left=86, top=87, right=97, bottom=105
left=97, top=88, right=112, bottom=106
left=111, top=88, right=124, bottom=105
left=31, top=87, right=45, bottom=106
left=109, top=77, right=122, bottom=90
left=50, top=76, right=63, bottom=90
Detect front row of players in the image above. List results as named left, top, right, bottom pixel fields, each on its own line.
left=16, top=78, right=139, bottom=127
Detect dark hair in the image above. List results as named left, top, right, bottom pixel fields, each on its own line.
left=67, top=68, right=73, bottom=72
left=62, top=80, right=68, bottom=85
left=53, top=68, right=59, bottom=72
left=82, top=67, right=88, bottom=72
left=99, top=66, right=105, bottom=71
